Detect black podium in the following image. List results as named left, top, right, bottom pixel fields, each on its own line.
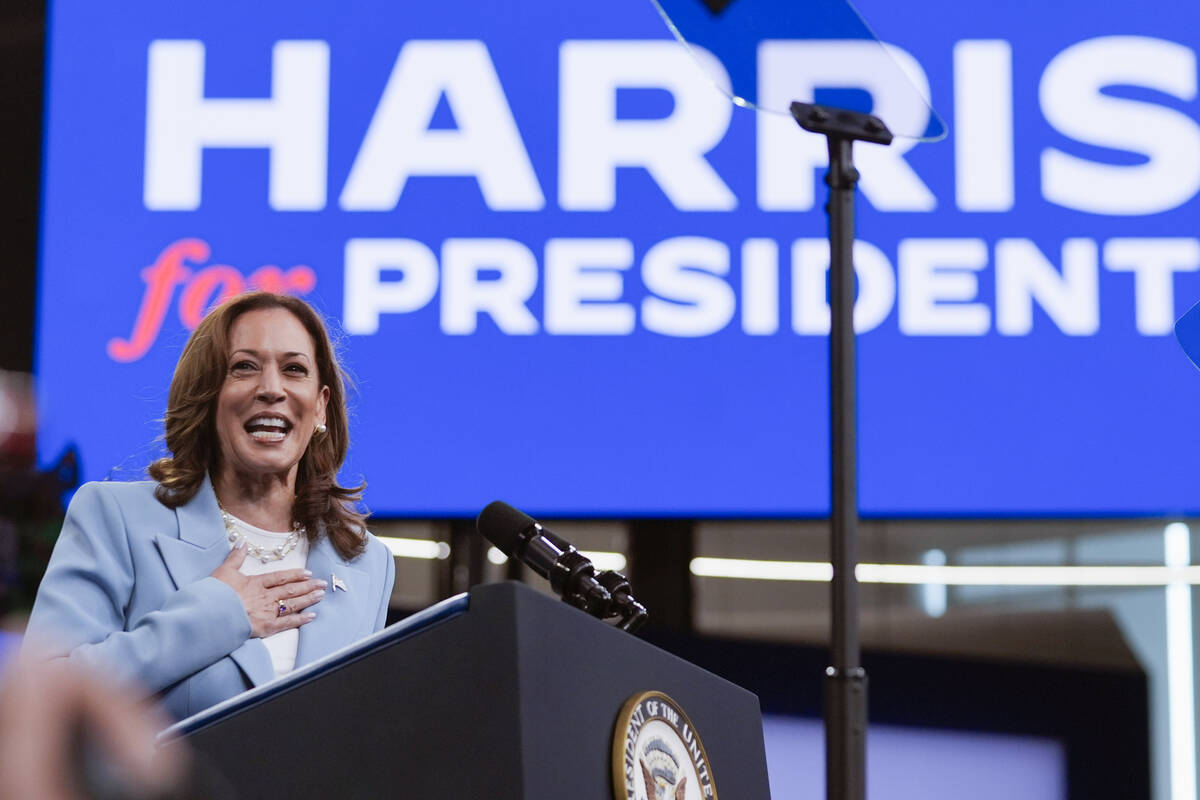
left=164, top=581, right=772, bottom=799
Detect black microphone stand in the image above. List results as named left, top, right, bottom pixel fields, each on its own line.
left=789, top=101, right=893, bottom=800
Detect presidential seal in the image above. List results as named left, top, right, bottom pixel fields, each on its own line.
left=612, top=691, right=717, bottom=800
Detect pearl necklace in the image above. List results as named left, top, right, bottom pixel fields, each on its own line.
left=219, top=507, right=305, bottom=563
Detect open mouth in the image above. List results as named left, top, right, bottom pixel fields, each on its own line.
left=244, top=414, right=292, bottom=442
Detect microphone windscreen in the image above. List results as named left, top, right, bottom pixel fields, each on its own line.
left=476, top=500, right=536, bottom=556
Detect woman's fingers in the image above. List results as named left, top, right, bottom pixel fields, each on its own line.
left=268, top=585, right=325, bottom=627
left=223, top=541, right=248, bottom=568
left=258, top=568, right=312, bottom=589
left=212, top=552, right=327, bottom=638
left=209, top=542, right=248, bottom=585
left=282, top=587, right=326, bottom=614
left=276, top=578, right=327, bottom=600
left=250, top=603, right=314, bottom=638
left=247, top=579, right=326, bottom=637
left=263, top=608, right=317, bottom=636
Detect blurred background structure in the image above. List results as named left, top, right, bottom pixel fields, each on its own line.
left=5, top=0, right=1200, bottom=797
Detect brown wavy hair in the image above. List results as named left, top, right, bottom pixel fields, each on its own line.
left=148, top=291, right=366, bottom=560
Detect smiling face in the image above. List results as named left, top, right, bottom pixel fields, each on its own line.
left=213, top=307, right=330, bottom=489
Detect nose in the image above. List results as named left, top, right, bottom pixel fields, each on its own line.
left=255, top=364, right=285, bottom=403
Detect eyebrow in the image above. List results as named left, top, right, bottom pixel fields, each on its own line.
left=230, top=348, right=312, bottom=362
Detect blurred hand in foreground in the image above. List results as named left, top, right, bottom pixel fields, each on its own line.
left=0, top=657, right=187, bottom=800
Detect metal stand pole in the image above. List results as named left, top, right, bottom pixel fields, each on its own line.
left=790, top=102, right=893, bottom=800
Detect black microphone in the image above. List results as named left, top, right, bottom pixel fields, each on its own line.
left=476, top=501, right=612, bottom=617
left=476, top=502, right=649, bottom=630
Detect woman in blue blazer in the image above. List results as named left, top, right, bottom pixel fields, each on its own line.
left=25, top=292, right=395, bottom=721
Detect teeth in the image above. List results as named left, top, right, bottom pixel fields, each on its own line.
left=248, top=417, right=287, bottom=428
left=250, top=430, right=286, bottom=442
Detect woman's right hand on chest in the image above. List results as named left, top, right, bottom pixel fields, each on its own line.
left=209, top=544, right=328, bottom=638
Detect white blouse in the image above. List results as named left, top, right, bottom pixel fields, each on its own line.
left=225, top=511, right=310, bottom=679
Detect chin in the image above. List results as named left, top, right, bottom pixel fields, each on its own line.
left=229, top=450, right=304, bottom=478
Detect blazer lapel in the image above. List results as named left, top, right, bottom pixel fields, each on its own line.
left=295, top=533, right=370, bottom=667
left=154, top=475, right=228, bottom=591
left=153, top=476, right=274, bottom=689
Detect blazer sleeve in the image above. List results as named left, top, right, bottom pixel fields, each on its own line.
left=374, top=539, right=396, bottom=632
left=23, top=483, right=252, bottom=694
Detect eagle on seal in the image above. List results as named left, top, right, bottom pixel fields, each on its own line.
left=640, top=759, right=687, bottom=800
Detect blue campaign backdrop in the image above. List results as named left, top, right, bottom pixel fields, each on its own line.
left=36, top=0, right=1200, bottom=516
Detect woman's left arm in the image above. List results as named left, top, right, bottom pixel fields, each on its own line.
left=23, top=483, right=250, bottom=693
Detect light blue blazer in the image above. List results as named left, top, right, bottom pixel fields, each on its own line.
left=24, top=477, right=395, bottom=721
